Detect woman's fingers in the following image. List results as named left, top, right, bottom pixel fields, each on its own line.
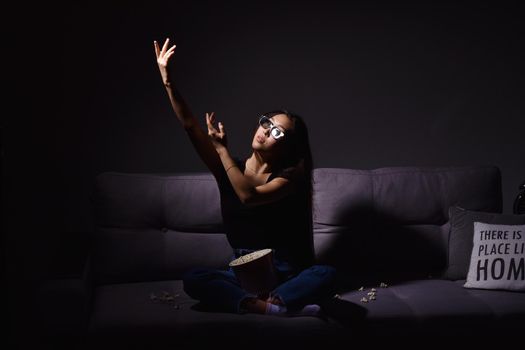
left=166, top=44, right=176, bottom=55
left=205, top=113, right=226, bottom=147
left=206, top=112, right=215, bottom=128
left=154, top=41, right=160, bottom=58
left=154, top=39, right=176, bottom=63
left=165, top=51, right=175, bottom=62
left=206, top=112, right=217, bottom=133
left=205, top=113, right=211, bottom=127
left=161, top=38, right=170, bottom=56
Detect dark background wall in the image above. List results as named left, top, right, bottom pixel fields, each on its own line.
left=5, top=0, right=524, bottom=342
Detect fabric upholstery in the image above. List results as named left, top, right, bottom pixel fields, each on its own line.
left=75, top=165, right=521, bottom=343
left=89, top=280, right=343, bottom=346
left=312, top=166, right=502, bottom=226
left=87, top=279, right=525, bottom=342
left=339, top=279, right=525, bottom=336
left=312, top=166, right=502, bottom=283
left=92, top=227, right=233, bottom=285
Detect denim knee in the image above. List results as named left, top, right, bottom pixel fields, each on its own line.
left=311, top=265, right=337, bottom=278
left=312, top=265, right=337, bottom=288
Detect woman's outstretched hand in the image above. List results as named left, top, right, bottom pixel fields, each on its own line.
left=154, top=38, right=176, bottom=85
left=206, top=112, right=228, bottom=151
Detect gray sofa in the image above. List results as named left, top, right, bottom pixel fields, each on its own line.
left=39, top=165, right=525, bottom=347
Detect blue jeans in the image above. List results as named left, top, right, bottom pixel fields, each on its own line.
left=182, top=249, right=337, bottom=314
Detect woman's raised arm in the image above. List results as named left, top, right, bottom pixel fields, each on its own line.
left=154, top=38, right=223, bottom=179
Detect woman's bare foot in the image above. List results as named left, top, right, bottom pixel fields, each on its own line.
left=266, top=295, right=284, bottom=306
left=240, top=297, right=268, bottom=314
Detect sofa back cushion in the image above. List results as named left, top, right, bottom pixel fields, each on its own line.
left=91, top=172, right=233, bottom=285
left=312, top=166, right=502, bottom=286
left=92, top=173, right=224, bottom=230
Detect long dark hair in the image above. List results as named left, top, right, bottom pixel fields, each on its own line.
left=262, top=109, right=313, bottom=192
left=264, top=109, right=315, bottom=266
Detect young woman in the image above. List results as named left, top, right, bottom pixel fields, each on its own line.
left=154, top=38, right=336, bottom=316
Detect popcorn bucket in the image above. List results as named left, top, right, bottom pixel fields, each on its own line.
left=229, top=249, right=278, bottom=296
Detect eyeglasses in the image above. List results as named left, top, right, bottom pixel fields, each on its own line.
left=258, top=115, right=285, bottom=140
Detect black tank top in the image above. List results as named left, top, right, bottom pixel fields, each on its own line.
left=218, top=158, right=315, bottom=272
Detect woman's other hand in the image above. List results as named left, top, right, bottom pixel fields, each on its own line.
left=206, top=112, right=228, bottom=150
left=154, top=38, right=176, bottom=85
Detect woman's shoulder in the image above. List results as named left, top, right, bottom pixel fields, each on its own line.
left=271, top=161, right=307, bottom=184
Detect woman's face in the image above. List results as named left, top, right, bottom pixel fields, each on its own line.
left=251, top=114, right=294, bottom=154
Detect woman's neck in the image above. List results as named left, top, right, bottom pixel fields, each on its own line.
left=246, top=152, right=273, bottom=174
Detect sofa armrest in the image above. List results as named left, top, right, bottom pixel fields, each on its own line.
left=36, top=256, right=93, bottom=337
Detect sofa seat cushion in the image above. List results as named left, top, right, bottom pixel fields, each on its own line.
left=338, top=279, right=525, bottom=336
left=460, top=280, right=525, bottom=319
left=88, top=280, right=344, bottom=346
